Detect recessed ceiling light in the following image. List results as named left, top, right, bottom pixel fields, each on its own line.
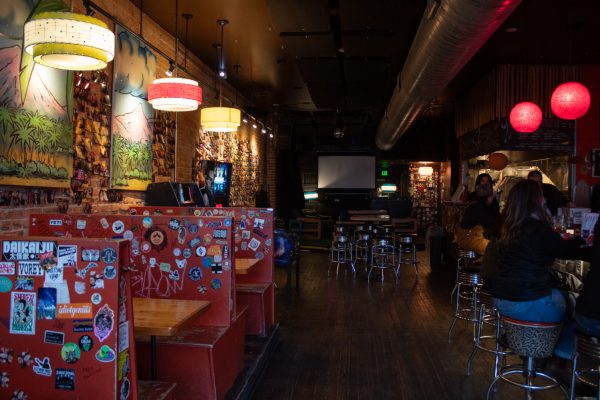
left=505, top=27, right=518, bottom=33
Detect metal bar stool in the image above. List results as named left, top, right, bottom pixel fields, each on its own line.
left=395, top=234, right=419, bottom=279
left=447, top=256, right=483, bottom=343
left=486, top=317, right=568, bottom=399
left=353, top=231, right=371, bottom=272
left=329, top=234, right=355, bottom=277
left=570, top=331, right=600, bottom=399
left=368, top=237, right=397, bottom=283
left=466, top=289, right=512, bottom=377
left=450, top=248, right=479, bottom=303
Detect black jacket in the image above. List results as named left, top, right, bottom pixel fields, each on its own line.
left=460, top=198, right=499, bottom=231
left=482, top=217, right=582, bottom=301
left=542, top=183, right=569, bottom=216
left=575, top=220, right=600, bottom=320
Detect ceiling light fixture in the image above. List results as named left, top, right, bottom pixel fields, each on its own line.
left=252, top=121, right=258, bottom=129
left=148, top=2, right=202, bottom=112
left=550, top=81, right=591, bottom=120
left=201, top=19, right=241, bottom=132
left=23, top=8, right=115, bottom=71
left=509, top=101, right=542, bottom=133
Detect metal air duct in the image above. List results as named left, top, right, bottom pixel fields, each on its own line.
left=375, top=0, right=522, bottom=150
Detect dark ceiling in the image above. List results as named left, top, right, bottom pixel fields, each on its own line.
left=131, top=0, right=600, bottom=153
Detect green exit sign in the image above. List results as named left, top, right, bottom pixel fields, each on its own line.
left=381, top=170, right=388, bottom=177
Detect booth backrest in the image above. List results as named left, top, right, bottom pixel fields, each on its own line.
left=128, top=207, right=274, bottom=286
left=29, top=214, right=235, bottom=327
left=0, top=237, right=137, bottom=400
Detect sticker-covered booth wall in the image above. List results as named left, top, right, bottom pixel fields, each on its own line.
left=29, top=214, right=235, bottom=327
left=128, top=207, right=274, bottom=284
left=0, top=237, right=137, bottom=400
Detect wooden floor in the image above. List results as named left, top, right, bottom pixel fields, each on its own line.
left=253, top=249, right=568, bottom=400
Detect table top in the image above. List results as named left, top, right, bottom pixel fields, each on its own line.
left=348, top=209, right=388, bottom=215
left=133, top=297, right=211, bottom=336
left=236, top=258, right=260, bottom=275
left=349, top=214, right=391, bottom=222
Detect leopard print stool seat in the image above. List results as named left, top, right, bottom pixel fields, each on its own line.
left=485, top=317, right=568, bottom=399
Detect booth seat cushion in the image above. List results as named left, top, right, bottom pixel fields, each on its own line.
left=138, top=380, right=176, bottom=400
left=237, top=282, right=271, bottom=293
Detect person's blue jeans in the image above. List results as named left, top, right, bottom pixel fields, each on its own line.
left=493, top=289, right=573, bottom=359
left=492, top=289, right=566, bottom=323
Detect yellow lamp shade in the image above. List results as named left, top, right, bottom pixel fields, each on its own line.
left=24, top=11, right=115, bottom=71
left=200, top=107, right=241, bottom=132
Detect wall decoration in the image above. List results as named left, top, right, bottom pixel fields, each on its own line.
left=193, top=130, right=260, bottom=206
left=110, top=26, right=156, bottom=191
left=152, top=112, right=176, bottom=181
left=72, top=70, right=112, bottom=207
left=0, top=0, right=73, bottom=188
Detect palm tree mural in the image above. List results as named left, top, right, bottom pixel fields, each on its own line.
left=110, top=26, right=156, bottom=190
left=0, top=0, right=73, bottom=187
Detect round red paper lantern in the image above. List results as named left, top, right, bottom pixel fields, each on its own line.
left=509, top=102, right=542, bottom=133
left=488, top=153, right=508, bottom=171
left=550, top=82, right=591, bottom=120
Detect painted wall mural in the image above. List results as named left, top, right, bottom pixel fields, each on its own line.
left=0, top=0, right=74, bottom=188
left=110, top=26, right=156, bottom=191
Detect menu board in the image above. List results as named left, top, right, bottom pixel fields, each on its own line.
left=461, top=118, right=575, bottom=158
left=0, top=238, right=136, bottom=400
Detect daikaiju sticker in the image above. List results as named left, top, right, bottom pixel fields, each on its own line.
left=2, top=240, right=56, bottom=261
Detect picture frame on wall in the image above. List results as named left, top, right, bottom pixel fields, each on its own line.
left=593, top=148, right=600, bottom=178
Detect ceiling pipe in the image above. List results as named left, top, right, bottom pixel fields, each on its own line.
left=375, top=0, right=522, bottom=150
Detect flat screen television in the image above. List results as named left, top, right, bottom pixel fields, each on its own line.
left=197, top=160, right=233, bottom=207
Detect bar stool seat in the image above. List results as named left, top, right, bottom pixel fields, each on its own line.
left=368, top=237, right=396, bottom=283
left=353, top=232, right=371, bottom=271
left=329, top=234, right=355, bottom=278
left=486, top=317, right=568, bottom=399
left=570, top=331, right=600, bottom=399
left=448, top=248, right=483, bottom=344
left=395, top=234, right=419, bottom=279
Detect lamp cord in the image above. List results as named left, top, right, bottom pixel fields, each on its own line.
left=174, top=0, right=179, bottom=77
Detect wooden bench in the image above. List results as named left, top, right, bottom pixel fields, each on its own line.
left=138, top=381, right=177, bottom=400
left=236, top=283, right=274, bottom=337
left=136, top=308, right=248, bottom=400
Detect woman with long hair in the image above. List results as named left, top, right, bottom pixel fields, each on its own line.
left=482, top=179, right=583, bottom=325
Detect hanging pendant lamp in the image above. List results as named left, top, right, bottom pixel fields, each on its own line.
left=509, top=102, right=542, bottom=133
left=23, top=11, right=115, bottom=71
left=550, top=82, right=591, bottom=120
left=147, top=1, right=202, bottom=112
left=200, top=20, right=241, bottom=133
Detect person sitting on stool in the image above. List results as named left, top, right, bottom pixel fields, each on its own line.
left=482, top=179, right=584, bottom=358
